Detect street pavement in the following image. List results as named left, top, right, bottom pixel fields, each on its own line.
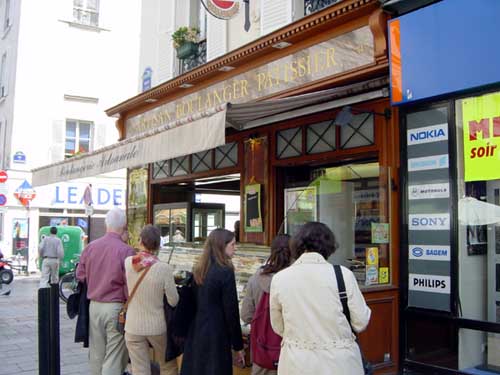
left=0, top=274, right=90, bottom=375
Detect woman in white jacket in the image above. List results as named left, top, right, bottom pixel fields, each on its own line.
left=270, top=222, right=371, bottom=375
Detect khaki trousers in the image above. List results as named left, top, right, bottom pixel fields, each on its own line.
left=89, top=301, right=129, bottom=375
left=39, top=258, right=59, bottom=288
left=125, top=332, right=178, bottom=375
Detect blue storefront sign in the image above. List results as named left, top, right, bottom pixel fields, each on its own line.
left=13, top=151, right=26, bottom=164
left=388, top=0, right=500, bottom=105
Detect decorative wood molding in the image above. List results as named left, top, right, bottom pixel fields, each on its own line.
left=106, top=0, right=382, bottom=118
left=369, top=8, right=388, bottom=63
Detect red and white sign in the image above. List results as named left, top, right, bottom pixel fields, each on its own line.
left=0, top=170, right=7, bottom=183
left=206, top=0, right=240, bottom=19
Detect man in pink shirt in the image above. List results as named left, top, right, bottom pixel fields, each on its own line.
left=77, top=208, right=136, bottom=375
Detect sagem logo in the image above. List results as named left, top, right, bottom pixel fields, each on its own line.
left=408, top=154, right=449, bottom=172
left=407, top=123, right=448, bottom=145
left=409, top=214, right=450, bottom=230
left=409, top=245, right=450, bottom=261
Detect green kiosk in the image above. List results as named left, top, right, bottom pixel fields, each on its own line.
left=38, top=226, right=85, bottom=275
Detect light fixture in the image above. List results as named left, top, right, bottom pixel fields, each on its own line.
left=144, top=98, right=157, bottom=103
left=272, top=41, right=292, bottom=49
left=218, top=65, right=235, bottom=72
left=179, top=83, right=194, bottom=89
left=333, top=106, right=391, bottom=127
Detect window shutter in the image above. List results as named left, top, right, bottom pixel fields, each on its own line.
left=260, top=0, right=293, bottom=35
left=157, top=1, right=174, bottom=83
left=93, top=123, right=106, bottom=150
left=206, top=15, right=227, bottom=61
left=50, top=120, right=65, bottom=163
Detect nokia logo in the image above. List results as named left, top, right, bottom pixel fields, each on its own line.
left=408, top=154, right=449, bottom=172
left=409, top=214, right=450, bottom=230
left=407, top=124, right=448, bottom=146
left=409, top=245, right=450, bottom=261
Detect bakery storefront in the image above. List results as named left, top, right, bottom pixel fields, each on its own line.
left=33, top=1, right=400, bottom=373
left=389, top=0, right=500, bottom=374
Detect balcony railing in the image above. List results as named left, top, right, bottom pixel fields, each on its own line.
left=178, top=39, right=207, bottom=76
left=304, top=0, right=343, bottom=15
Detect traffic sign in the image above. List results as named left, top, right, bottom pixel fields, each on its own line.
left=0, top=194, right=6, bottom=206
left=0, top=170, right=7, bottom=183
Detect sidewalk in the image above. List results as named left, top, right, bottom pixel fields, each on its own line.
left=0, top=276, right=90, bottom=375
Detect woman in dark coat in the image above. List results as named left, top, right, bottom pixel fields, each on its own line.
left=180, top=228, right=245, bottom=375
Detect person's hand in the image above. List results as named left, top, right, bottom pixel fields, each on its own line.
left=234, top=350, right=245, bottom=368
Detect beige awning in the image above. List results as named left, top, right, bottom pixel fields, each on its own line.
left=32, top=106, right=227, bottom=187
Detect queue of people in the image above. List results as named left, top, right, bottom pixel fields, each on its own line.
left=73, top=208, right=371, bottom=375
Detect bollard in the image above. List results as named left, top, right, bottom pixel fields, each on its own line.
left=38, top=284, right=60, bottom=375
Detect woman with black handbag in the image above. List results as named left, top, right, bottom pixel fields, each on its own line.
left=269, top=222, right=371, bottom=375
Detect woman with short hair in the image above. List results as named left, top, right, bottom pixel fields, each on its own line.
left=124, top=224, right=179, bottom=375
left=241, top=234, right=292, bottom=375
left=180, top=228, right=245, bottom=375
left=270, top=222, right=371, bottom=375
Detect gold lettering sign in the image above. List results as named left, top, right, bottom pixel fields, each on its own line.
left=126, top=27, right=374, bottom=137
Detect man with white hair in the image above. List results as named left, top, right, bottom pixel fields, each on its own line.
left=76, top=207, right=136, bottom=375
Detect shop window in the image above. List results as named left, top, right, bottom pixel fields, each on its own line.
left=3, top=0, right=10, bottom=31
left=192, top=150, right=212, bottom=173
left=171, top=156, right=189, bottom=176
left=153, top=160, right=170, bottom=180
left=455, top=92, right=500, bottom=371
left=277, top=127, right=302, bottom=159
left=306, top=120, right=336, bottom=154
left=215, top=142, right=238, bottom=169
left=283, top=161, right=391, bottom=288
left=65, top=119, right=92, bottom=159
left=73, top=0, right=99, bottom=27
left=305, top=0, right=343, bottom=15
left=340, top=113, right=374, bottom=149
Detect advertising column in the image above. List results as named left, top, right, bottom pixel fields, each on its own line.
left=406, top=107, right=452, bottom=311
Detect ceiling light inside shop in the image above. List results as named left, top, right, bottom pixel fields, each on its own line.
left=179, top=83, right=194, bottom=88
left=218, top=66, right=235, bottom=72
left=272, top=41, right=292, bottom=49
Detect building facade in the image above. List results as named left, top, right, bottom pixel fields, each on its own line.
left=0, top=0, right=140, bottom=270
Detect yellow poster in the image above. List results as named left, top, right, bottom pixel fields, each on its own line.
left=463, top=92, right=500, bottom=181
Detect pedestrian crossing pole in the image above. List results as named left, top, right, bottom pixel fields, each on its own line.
left=38, top=284, right=60, bottom=375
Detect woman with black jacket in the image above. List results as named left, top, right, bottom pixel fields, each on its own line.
left=180, top=228, right=245, bottom=375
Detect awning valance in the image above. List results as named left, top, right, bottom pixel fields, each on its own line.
left=32, top=106, right=227, bottom=187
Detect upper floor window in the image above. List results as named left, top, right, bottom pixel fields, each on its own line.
left=3, top=0, right=10, bottom=31
left=0, top=53, right=7, bottom=97
left=73, top=0, right=99, bottom=27
left=65, top=119, right=92, bottom=158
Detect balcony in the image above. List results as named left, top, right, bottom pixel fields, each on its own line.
left=178, top=39, right=207, bottom=76
left=304, top=0, right=343, bottom=15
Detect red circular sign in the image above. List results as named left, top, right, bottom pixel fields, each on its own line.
left=0, top=170, right=7, bottom=183
left=212, top=0, right=234, bottom=9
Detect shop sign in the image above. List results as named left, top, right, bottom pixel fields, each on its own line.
left=407, top=154, right=448, bottom=172
left=14, top=180, right=36, bottom=206
left=409, top=213, right=450, bottom=231
left=126, top=26, right=375, bottom=137
left=206, top=0, right=240, bottom=20
left=245, top=184, right=262, bottom=233
left=407, top=123, right=448, bottom=146
left=142, top=67, right=152, bottom=92
left=409, top=245, right=450, bottom=261
left=462, top=91, right=500, bottom=182
left=408, top=183, right=450, bottom=200
left=409, top=273, right=450, bottom=294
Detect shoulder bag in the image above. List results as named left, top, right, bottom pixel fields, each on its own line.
left=333, top=265, right=374, bottom=375
left=116, top=266, right=152, bottom=335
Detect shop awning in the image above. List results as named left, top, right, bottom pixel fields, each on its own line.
left=32, top=106, right=227, bottom=187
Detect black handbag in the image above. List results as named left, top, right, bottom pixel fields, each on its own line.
left=333, top=265, right=374, bottom=375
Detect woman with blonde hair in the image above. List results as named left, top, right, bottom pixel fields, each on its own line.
left=180, top=228, right=245, bottom=375
left=124, top=224, right=179, bottom=375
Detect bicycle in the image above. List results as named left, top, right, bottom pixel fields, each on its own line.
left=59, top=259, right=79, bottom=303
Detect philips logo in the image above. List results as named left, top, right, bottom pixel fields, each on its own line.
left=407, top=123, right=448, bottom=145
left=409, top=273, right=450, bottom=294
left=409, top=213, right=450, bottom=230
left=408, top=154, right=449, bottom=172
left=409, top=245, right=450, bottom=261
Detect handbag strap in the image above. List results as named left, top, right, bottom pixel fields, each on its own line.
left=333, top=264, right=353, bottom=332
left=123, top=266, right=152, bottom=311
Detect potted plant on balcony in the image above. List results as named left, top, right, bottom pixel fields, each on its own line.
left=172, top=26, right=200, bottom=59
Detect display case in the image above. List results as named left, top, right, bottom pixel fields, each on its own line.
left=153, top=202, right=225, bottom=243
